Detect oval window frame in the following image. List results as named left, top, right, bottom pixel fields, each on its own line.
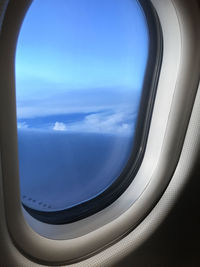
left=18, top=0, right=163, bottom=225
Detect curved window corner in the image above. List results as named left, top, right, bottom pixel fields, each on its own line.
left=15, top=0, right=162, bottom=225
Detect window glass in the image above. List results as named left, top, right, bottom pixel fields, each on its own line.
left=16, top=0, right=149, bottom=212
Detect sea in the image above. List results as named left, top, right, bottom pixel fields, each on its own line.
left=18, top=128, right=134, bottom=212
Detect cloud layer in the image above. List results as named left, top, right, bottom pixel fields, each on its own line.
left=18, top=109, right=136, bottom=136
left=57, top=111, right=135, bottom=135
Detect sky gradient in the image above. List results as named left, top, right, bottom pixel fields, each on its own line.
left=16, top=0, right=149, bottom=211
left=16, top=0, right=149, bottom=126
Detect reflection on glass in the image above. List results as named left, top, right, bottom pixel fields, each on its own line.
left=16, top=0, right=149, bottom=212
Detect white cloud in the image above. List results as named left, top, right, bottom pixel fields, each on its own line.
left=17, top=122, right=29, bottom=129
left=18, top=110, right=136, bottom=136
left=53, top=122, right=67, bottom=131
left=64, top=111, right=135, bottom=135
left=83, top=112, right=133, bottom=134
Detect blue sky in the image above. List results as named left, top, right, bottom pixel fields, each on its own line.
left=15, top=0, right=149, bottom=134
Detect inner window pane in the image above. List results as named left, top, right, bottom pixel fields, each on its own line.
left=16, top=0, right=149, bottom=212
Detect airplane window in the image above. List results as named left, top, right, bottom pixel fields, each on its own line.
left=15, top=0, right=151, bottom=224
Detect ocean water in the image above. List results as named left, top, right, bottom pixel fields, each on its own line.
left=18, top=129, right=134, bottom=212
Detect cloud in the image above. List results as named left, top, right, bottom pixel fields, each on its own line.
left=16, top=88, right=140, bottom=119
left=53, top=122, right=67, bottom=131
left=18, top=110, right=136, bottom=136
left=81, top=112, right=134, bottom=134
left=17, top=122, right=29, bottom=129
left=57, top=110, right=136, bottom=135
